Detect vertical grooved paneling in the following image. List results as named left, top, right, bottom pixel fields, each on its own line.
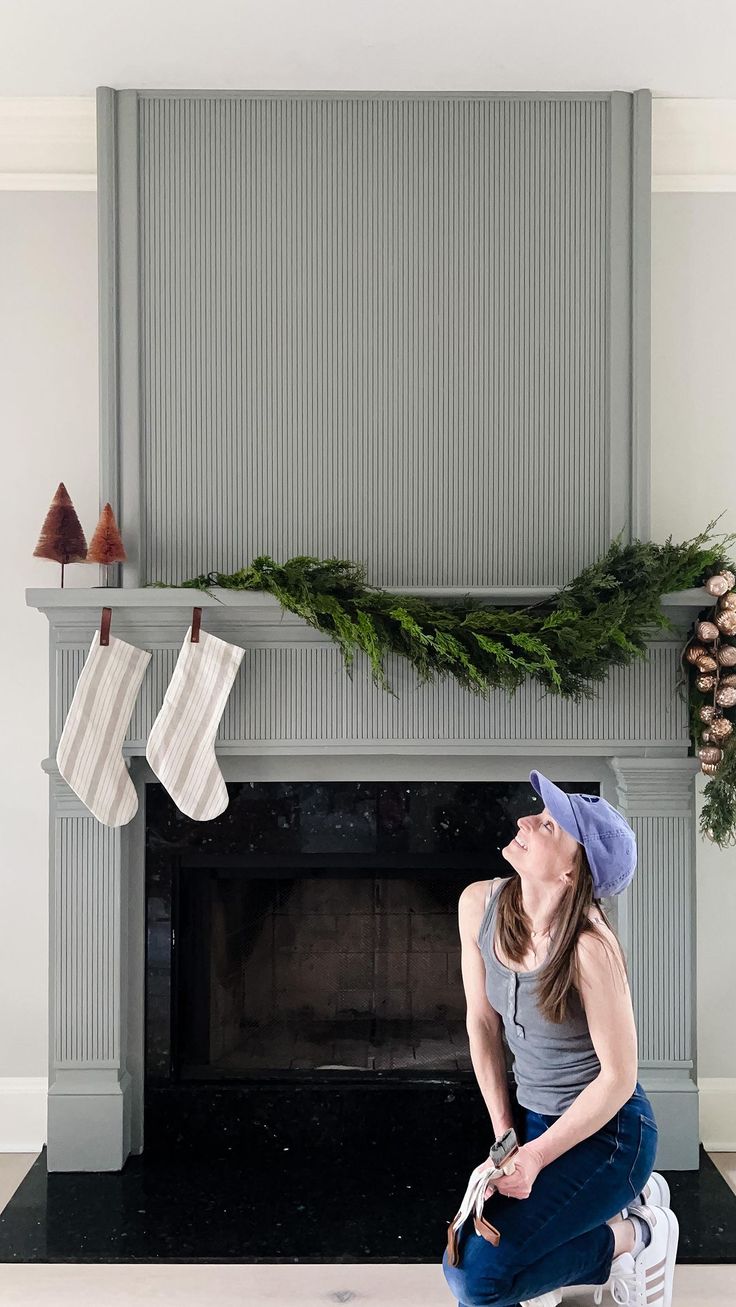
left=627, top=815, right=691, bottom=1064
left=56, top=638, right=688, bottom=750
left=137, top=95, right=614, bottom=587
left=54, top=818, right=120, bottom=1066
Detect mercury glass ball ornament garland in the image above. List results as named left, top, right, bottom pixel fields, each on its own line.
left=683, top=569, right=736, bottom=814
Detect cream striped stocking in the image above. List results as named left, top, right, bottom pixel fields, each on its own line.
left=56, top=630, right=152, bottom=826
left=145, top=626, right=245, bottom=821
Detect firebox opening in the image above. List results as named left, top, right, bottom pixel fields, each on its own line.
left=176, top=872, right=470, bottom=1076
left=145, top=779, right=599, bottom=1083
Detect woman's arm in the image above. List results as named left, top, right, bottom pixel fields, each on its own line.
left=530, top=922, right=639, bottom=1170
left=458, top=880, right=515, bottom=1138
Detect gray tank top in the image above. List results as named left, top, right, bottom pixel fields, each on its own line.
left=478, top=876, right=602, bottom=1115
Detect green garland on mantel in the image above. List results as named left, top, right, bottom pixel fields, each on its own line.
left=148, top=520, right=736, bottom=847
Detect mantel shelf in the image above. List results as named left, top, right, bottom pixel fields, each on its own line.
left=25, top=585, right=713, bottom=613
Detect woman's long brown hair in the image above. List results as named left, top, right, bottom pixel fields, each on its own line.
left=495, top=848, right=629, bottom=1024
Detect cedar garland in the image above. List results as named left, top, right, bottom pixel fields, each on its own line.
left=148, top=519, right=736, bottom=846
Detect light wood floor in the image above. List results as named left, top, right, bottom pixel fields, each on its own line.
left=0, top=1152, right=733, bottom=1305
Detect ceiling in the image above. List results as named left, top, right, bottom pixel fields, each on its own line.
left=2, top=0, right=736, bottom=98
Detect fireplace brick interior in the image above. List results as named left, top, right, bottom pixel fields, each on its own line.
left=146, top=778, right=598, bottom=1082
left=179, top=874, right=468, bottom=1075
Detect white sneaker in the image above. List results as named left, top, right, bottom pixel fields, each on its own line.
left=593, top=1203, right=679, bottom=1307
left=616, top=1170, right=671, bottom=1221
left=520, top=1182, right=675, bottom=1307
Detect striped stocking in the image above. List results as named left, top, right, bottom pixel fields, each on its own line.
left=56, top=630, right=152, bottom=826
left=145, top=625, right=245, bottom=821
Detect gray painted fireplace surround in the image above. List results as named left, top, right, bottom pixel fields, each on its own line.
left=27, top=87, right=706, bottom=1172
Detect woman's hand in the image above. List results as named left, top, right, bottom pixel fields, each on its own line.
left=483, top=1141, right=546, bottom=1201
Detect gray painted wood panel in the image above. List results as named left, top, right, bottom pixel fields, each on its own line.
left=98, top=90, right=650, bottom=589
left=53, top=817, right=120, bottom=1067
left=37, top=588, right=698, bottom=1169
left=52, top=634, right=689, bottom=753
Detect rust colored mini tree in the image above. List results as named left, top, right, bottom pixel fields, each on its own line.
left=87, top=502, right=127, bottom=585
left=33, top=482, right=87, bottom=587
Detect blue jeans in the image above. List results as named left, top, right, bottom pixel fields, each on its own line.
left=442, top=1080, right=659, bottom=1307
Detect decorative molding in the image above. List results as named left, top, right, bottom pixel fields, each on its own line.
left=612, top=757, right=701, bottom=811
left=0, top=96, right=95, bottom=190
left=52, top=818, right=122, bottom=1067
left=99, top=90, right=646, bottom=587
left=698, top=1077, right=736, bottom=1151
left=652, top=99, right=736, bottom=193
left=0, top=1078, right=47, bottom=1151
left=2, top=96, right=736, bottom=194
left=25, top=585, right=714, bottom=610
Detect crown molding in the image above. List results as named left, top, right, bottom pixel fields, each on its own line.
left=1, top=95, right=736, bottom=193
left=0, top=96, right=96, bottom=191
left=652, top=98, right=736, bottom=192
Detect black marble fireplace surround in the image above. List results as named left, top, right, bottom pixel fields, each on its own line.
left=0, top=1100, right=734, bottom=1263
left=3, top=775, right=736, bottom=1262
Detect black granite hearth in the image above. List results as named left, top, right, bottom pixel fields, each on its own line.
left=0, top=1084, right=734, bottom=1263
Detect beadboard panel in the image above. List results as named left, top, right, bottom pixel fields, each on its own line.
left=53, top=636, right=689, bottom=752
left=99, top=90, right=651, bottom=589
left=626, top=815, right=693, bottom=1065
left=53, top=818, right=121, bottom=1067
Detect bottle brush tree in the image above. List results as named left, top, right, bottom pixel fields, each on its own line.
left=33, top=482, right=87, bottom=587
left=87, top=502, right=127, bottom=585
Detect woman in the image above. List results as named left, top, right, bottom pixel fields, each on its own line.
left=441, top=770, right=679, bottom=1307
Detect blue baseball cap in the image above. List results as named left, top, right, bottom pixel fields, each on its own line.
left=528, top=770, right=637, bottom=897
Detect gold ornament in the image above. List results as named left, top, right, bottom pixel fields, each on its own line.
left=697, top=620, right=720, bottom=642
left=716, top=610, right=736, bottom=635
left=716, top=685, right=736, bottom=708
left=685, top=643, right=708, bottom=665
left=719, top=593, right=736, bottom=611
left=701, top=762, right=721, bottom=776
left=700, top=704, right=717, bottom=723
left=696, top=655, right=718, bottom=673
left=705, top=574, right=731, bottom=596
left=721, top=673, right=736, bottom=687
left=696, top=674, right=717, bottom=692
left=698, top=745, right=723, bottom=764
left=717, top=644, right=736, bottom=666
left=710, top=717, right=734, bottom=742
left=722, top=570, right=736, bottom=588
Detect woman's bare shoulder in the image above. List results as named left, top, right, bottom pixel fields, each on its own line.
left=458, top=879, right=492, bottom=913
left=458, top=876, right=510, bottom=918
left=458, top=877, right=506, bottom=939
left=578, top=905, right=627, bottom=975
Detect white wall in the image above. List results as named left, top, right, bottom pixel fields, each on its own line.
left=0, top=183, right=734, bottom=1149
left=0, top=191, right=98, bottom=1146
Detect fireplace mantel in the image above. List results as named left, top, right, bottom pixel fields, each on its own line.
left=26, top=584, right=712, bottom=610
left=27, top=585, right=706, bottom=1171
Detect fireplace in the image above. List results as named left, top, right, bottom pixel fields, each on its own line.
left=146, top=779, right=599, bottom=1084
left=28, top=87, right=707, bottom=1177
left=26, top=589, right=703, bottom=1171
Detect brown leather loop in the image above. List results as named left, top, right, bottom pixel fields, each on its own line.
left=191, top=607, right=202, bottom=643
left=473, top=1213, right=502, bottom=1245
left=100, top=607, right=112, bottom=647
left=444, top=1141, right=519, bottom=1264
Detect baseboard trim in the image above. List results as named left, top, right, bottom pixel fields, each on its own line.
left=0, top=1076, right=731, bottom=1156
left=699, top=1077, right=736, bottom=1152
left=0, top=1078, right=47, bottom=1152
